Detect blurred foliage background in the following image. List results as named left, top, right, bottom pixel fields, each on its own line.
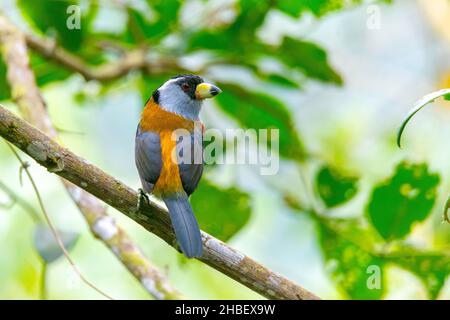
left=0, top=0, right=449, bottom=299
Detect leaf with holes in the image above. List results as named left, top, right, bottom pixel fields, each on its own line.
left=320, top=224, right=384, bottom=299
left=316, top=166, right=358, bottom=207
left=191, top=180, right=251, bottom=242
left=390, top=252, right=450, bottom=299
left=33, top=224, right=79, bottom=263
left=367, top=162, right=440, bottom=241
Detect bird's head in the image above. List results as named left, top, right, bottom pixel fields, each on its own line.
left=152, top=74, right=222, bottom=120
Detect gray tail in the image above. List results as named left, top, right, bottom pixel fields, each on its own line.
left=163, top=193, right=203, bottom=258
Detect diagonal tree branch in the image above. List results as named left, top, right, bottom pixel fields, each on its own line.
left=0, top=15, right=182, bottom=300
left=0, top=105, right=320, bottom=300
left=25, top=33, right=182, bottom=82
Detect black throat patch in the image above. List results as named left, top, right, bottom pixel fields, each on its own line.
left=151, top=88, right=160, bottom=104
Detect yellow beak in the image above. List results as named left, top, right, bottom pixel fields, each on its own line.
left=195, top=83, right=222, bottom=100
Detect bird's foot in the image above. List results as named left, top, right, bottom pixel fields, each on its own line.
left=136, top=188, right=149, bottom=212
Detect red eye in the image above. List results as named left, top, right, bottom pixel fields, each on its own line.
left=182, top=83, right=190, bottom=92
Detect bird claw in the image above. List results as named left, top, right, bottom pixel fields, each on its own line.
left=136, top=188, right=149, bottom=212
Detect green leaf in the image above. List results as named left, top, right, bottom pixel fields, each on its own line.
left=320, top=224, right=384, bottom=299
left=31, top=53, right=72, bottom=87
left=188, top=37, right=341, bottom=86
left=33, top=224, right=79, bottom=263
left=277, top=0, right=391, bottom=18
left=276, top=1, right=307, bottom=17
left=276, top=0, right=355, bottom=18
left=125, top=8, right=152, bottom=43
left=187, top=30, right=227, bottom=52
left=215, top=83, right=305, bottom=160
left=390, top=252, right=450, bottom=299
left=300, top=0, right=360, bottom=17
left=0, top=58, right=11, bottom=101
left=187, top=0, right=270, bottom=54
left=274, top=37, right=343, bottom=85
left=146, top=0, right=181, bottom=38
left=191, top=180, right=251, bottom=242
left=316, top=166, right=358, bottom=207
left=444, top=93, right=450, bottom=101
left=125, top=1, right=181, bottom=43
left=264, top=73, right=300, bottom=88
left=367, top=162, right=440, bottom=241
left=18, top=0, right=84, bottom=51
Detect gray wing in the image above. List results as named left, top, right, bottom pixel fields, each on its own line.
left=177, top=129, right=203, bottom=196
left=135, top=126, right=162, bottom=193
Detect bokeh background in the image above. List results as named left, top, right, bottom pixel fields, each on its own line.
left=0, top=0, right=449, bottom=299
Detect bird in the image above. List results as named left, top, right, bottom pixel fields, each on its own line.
left=135, top=74, right=222, bottom=258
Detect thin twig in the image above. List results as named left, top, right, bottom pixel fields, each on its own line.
left=54, top=126, right=85, bottom=136
left=7, top=142, right=114, bottom=300
left=0, top=180, right=41, bottom=222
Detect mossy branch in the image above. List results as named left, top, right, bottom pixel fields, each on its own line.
left=0, top=105, right=319, bottom=300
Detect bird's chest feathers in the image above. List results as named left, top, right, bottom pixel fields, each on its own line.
left=140, top=100, right=201, bottom=195
left=153, top=131, right=183, bottom=195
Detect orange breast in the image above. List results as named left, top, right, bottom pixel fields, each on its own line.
left=140, top=99, right=195, bottom=132
left=153, top=131, right=183, bottom=196
left=140, top=99, right=195, bottom=196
